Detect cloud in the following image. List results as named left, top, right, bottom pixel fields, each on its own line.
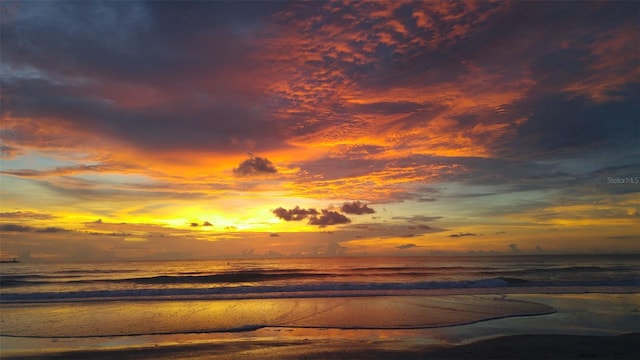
left=0, top=211, right=57, bottom=220
left=272, top=206, right=319, bottom=221
left=233, top=156, right=278, bottom=177
left=273, top=206, right=351, bottom=226
left=341, top=201, right=375, bottom=215
left=202, top=221, right=213, bottom=227
left=393, top=215, right=442, bottom=223
left=396, top=243, right=416, bottom=250
left=1, top=1, right=638, bottom=256
left=325, top=241, right=347, bottom=256
left=0, top=224, right=34, bottom=232
left=190, top=222, right=199, bottom=227
left=308, top=210, right=351, bottom=227
left=408, top=224, right=432, bottom=230
left=35, top=227, right=67, bottom=233
left=449, top=232, right=477, bottom=238
left=0, top=144, right=21, bottom=159
left=0, top=223, right=68, bottom=234
left=509, top=243, right=520, bottom=252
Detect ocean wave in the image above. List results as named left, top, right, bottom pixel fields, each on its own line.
left=2, top=277, right=639, bottom=303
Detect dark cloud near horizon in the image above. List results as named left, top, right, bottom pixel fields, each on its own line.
left=0, top=224, right=68, bottom=233
left=396, top=244, right=416, bottom=250
left=341, top=201, right=375, bottom=215
left=233, top=156, right=278, bottom=177
left=449, top=232, right=477, bottom=238
left=408, top=225, right=432, bottom=230
left=35, top=227, right=67, bottom=233
left=392, top=215, right=442, bottom=223
left=0, top=224, right=34, bottom=232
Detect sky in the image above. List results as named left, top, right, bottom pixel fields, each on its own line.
left=0, top=1, right=638, bottom=261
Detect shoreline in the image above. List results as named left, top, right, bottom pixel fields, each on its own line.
left=1, top=293, right=639, bottom=359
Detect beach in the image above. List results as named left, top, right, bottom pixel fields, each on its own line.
left=2, top=256, right=639, bottom=359
left=4, top=334, right=639, bottom=360
left=2, top=293, right=639, bottom=359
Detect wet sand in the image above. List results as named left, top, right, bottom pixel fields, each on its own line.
left=1, top=293, right=639, bottom=359
left=3, top=333, right=639, bottom=359
left=0, top=295, right=554, bottom=337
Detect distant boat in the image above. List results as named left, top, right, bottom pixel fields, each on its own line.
left=0, top=258, right=20, bottom=263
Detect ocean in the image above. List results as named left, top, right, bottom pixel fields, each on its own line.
left=2, top=255, right=639, bottom=303
left=1, top=254, right=639, bottom=340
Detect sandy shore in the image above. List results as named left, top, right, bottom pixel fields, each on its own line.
left=3, top=333, right=639, bottom=359
left=2, top=293, right=639, bottom=359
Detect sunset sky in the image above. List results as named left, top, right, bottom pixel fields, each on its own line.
left=1, top=1, right=638, bottom=261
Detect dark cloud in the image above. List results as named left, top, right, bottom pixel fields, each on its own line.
left=233, top=156, right=278, bottom=177
left=1, top=1, right=289, bottom=154
left=502, top=94, right=639, bottom=157
left=0, top=224, right=70, bottom=235
left=340, top=201, right=375, bottom=215
left=408, top=224, right=432, bottom=230
left=202, top=221, right=213, bottom=227
left=190, top=222, right=199, bottom=227
left=272, top=206, right=319, bottom=221
left=0, top=224, right=34, bottom=232
left=35, top=227, right=67, bottom=233
left=396, top=244, right=416, bottom=250
left=449, top=232, right=477, bottom=238
left=2, top=77, right=286, bottom=153
left=509, top=243, right=520, bottom=252
left=308, top=210, right=351, bottom=227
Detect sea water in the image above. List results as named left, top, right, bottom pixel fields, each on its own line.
left=2, top=255, right=638, bottom=302
left=1, top=255, right=638, bottom=338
